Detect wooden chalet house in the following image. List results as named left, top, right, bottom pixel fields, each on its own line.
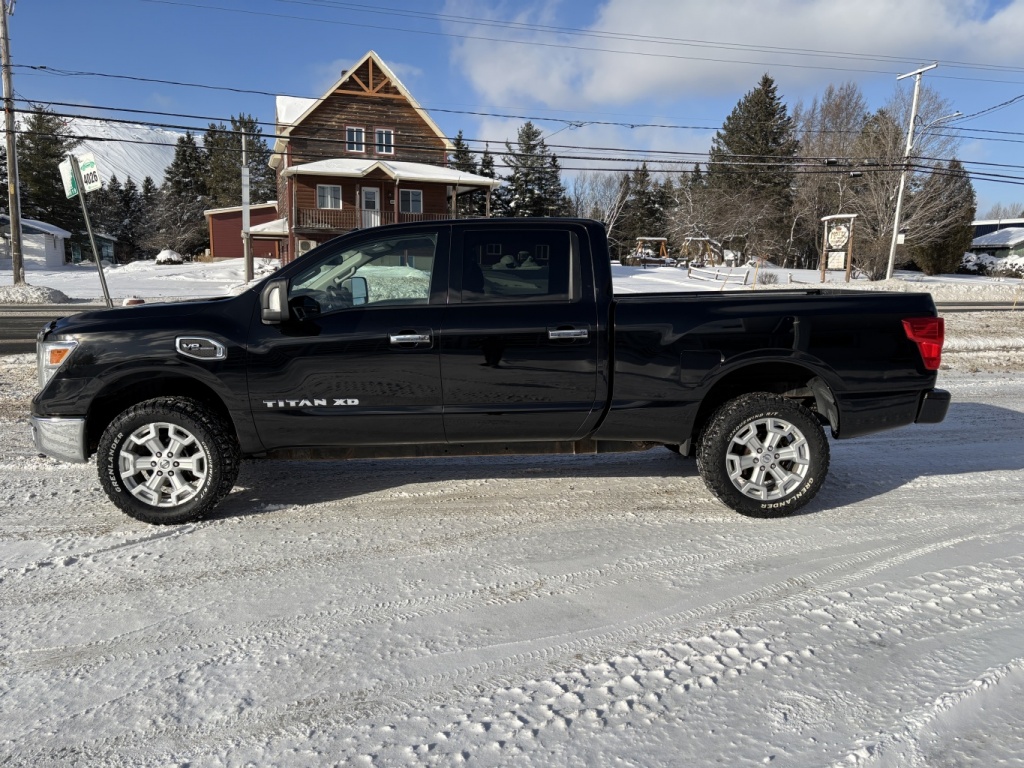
left=269, top=51, right=500, bottom=261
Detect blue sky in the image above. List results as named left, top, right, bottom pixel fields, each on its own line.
left=9, top=0, right=1024, bottom=212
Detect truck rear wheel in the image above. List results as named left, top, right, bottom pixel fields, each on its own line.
left=696, top=393, right=829, bottom=518
left=97, top=397, right=240, bottom=524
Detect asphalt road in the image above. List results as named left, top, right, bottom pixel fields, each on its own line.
left=0, top=305, right=105, bottom=355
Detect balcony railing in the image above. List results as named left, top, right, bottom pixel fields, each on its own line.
left=297, top=208, right=455, bottom=230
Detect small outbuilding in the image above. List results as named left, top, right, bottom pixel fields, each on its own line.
left=968, top=226, right=1024, bottom=259
left=0, top=215, right=72, bottom=268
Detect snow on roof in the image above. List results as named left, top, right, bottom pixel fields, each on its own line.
left=972, top=218, right=1024, bottom=226
left=276, top=96, right=316, bottom=127
left=971, top=226, right=1024, bottom=248
left=249, top=218, right=289, bottom=235
left=282, top=158, right=502, bottom=188
left=0, top=214, right=72, bottom=238
left=204, top=202, right=278, bottom=217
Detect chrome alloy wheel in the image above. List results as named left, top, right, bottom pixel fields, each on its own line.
left=725, top=416, right=811, bottom=501
left=117, top=422, right=209, bottom=507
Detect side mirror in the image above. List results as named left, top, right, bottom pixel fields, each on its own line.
left=343, top=276, right=369, bottom=306
left=260, top=278, right=289, bottom=324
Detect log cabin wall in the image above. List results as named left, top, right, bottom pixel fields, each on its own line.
left=287, top=58, right=449, bottom=166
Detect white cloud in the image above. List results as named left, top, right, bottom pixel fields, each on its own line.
left=446, top=0, right=1024, bottom=108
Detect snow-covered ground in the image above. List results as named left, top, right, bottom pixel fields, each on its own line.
left=1, top=260, right=1024, bottom=766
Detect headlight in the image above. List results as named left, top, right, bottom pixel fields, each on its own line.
left=37, top=338, right=78, bottom=389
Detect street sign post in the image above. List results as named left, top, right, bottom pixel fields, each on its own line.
left=59, top=153, right=102, bottom=199
left=63, top=153, right=112, bottom=307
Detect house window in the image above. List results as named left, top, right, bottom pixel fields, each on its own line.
left=375, top=129, right=394, bottom=155
left=317, top=184, right=343, bottom=209
left=346, top=127, right=365, bottom=153
left=399, top=189, right=423, bottom=214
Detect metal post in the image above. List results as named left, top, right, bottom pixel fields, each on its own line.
left=1, top=0, right=25, bottom=285
left=241, top=131, right=252, bottom=282
left=886, top=63, right=936, bottom=281
left=819, top=226, right=829, bottom=284
left=845, top=219, right=855, bottom=283
left=68, top=154, right=112, bottom=308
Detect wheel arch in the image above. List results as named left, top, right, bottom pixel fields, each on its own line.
left=686, top=361, right=838, bottom=454
left=85, top=373, right=236, bottom=456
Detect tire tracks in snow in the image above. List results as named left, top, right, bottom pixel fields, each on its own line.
left=10, top=519, right=1022, bottom=763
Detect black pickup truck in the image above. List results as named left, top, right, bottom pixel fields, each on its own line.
left=31, top=218, right=949, bottom=524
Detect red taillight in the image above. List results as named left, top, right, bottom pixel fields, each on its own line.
left=903, top=317, right=944, bottom=371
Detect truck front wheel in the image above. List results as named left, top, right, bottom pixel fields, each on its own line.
left=696, top=393, right=829, bottom=518
left=97, top=397, right=240, bottom=524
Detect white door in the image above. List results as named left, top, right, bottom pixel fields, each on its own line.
left=361, top=187, right=380, bottom=228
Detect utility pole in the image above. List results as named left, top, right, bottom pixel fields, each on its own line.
left=1, top=0, right=24, bottom=285
left=886, top=63, right=937, bottom=281
left=241, top=130, right=252, bottom=282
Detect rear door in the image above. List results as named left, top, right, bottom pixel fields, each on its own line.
left=247, top=226, right=449, bottom=450
left=439, top=224, right=602, bottom=443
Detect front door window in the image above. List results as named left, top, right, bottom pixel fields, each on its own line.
left=361, top=187, right=380, bottom=228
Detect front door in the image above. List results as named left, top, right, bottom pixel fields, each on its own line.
left=440, top=224, right=603, bottom=443
left=361, top=187, right=380, bottom=228
left=247, top=227, right=449, bottom=450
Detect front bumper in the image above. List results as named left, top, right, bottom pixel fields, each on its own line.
left=30, top=416, right=89, bottom=463
left=916, top=388, right=951, bottom=424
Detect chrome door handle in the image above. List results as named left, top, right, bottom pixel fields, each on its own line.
left=390, top=333, right=431, bottom=344
left=548, top=328, right=589, bottom=340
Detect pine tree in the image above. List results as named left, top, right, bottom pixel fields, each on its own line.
left=707, top=74, right=799, bottom=261
left=449, top=130, right=480, bottom=216
left=449, top=130, right=477, bottom=174
left=909, top=159, right=976, bottom=275
left=155, top=131, right=210, bottom=255
left=94, top=174, right=123, bottom=243
left=115, top=177, right=145, bottom=262
left=477, top=145, right=498, bottom=217
left=18, top=106, right=84, bottom=243
left=205, top=114, right=276, bottom=209
left=617, top=163, right=670, bottom=256
left=138, top=176, right=159, bottom=258
left=709, top=74, right=798, bottom=192
left=502, top=122, right=568, bottom=217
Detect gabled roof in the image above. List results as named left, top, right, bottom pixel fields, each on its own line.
left=282, top=158, right=501, bottom=191
left=271, top=51, right=453, bottom=167
left=972, top=226, right=1024, bottom=249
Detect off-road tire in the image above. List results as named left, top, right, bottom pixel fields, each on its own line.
left=97, top=397, right=240, bottom=524
left=696, top=392, right=829, bottom=518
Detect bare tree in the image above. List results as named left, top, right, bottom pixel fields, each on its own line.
left=789, top=82, right=869, bottom=268
left=845, top=84, right=965, bottom=279
left=981, top=201, right=1024, bottom=220
left=568, top=171, right=629, bottom=240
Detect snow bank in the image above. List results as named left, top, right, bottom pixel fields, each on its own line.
left=0, top=283, right=72, bottom=304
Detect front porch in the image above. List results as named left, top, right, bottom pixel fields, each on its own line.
left=295, top=208, right=455, bottom=231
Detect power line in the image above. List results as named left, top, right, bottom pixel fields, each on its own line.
left=17, top=65, right=1024, bottom=148
left=2, top=105, right=935, bottom=168
left=16, top=121, right=1024, bottom=191
left=22, top=94, right=1024, bottom=161
left=275, top=0, right=1024, bottom=75
left=143, top=0, right=1024, bottom=85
